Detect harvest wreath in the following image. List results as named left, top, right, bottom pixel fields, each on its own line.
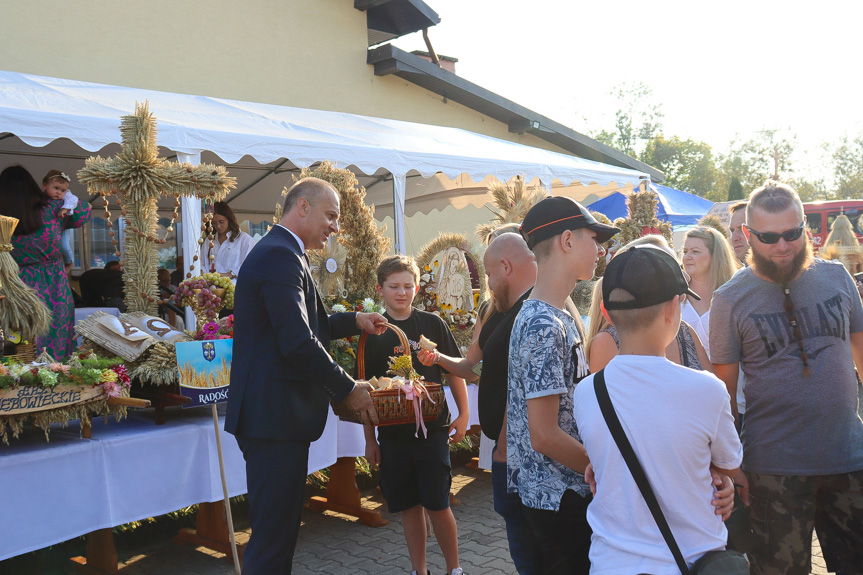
left=0, top=350, right=134, bottom=444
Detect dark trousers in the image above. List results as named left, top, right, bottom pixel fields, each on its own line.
left=491, top=459, right=535, bottom=575
left=521, top=489, right=592, bottom=575
left=236, top=436, right=310, bottom=575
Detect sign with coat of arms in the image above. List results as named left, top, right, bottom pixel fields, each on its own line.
left=175, top=339, right=233, bottom=408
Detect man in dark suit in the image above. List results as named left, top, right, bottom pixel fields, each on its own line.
left=226, top=177, right=382, bottom=574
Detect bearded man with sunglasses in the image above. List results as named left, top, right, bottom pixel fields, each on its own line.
left=709, top=180, right=863, bottom=575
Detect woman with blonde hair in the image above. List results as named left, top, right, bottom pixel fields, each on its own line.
left=681, top=226, right=741, bottom=358
left=586, top=235, right=711, bottom=372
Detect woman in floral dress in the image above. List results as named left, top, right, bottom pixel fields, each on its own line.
left=0, top=166, right=91, bottom=359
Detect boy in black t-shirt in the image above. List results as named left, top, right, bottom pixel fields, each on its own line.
left=363, top=255, right=469, bottom=575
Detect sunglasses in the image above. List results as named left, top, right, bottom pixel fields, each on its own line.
left=782, top=285, right=811, bottom=377
left=745, top=223, right=805, bottom=244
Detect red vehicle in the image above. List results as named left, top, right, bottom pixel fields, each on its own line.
left=802, top=200, right=863, bottom=250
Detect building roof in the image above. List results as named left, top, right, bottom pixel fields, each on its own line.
left=355, top=0, right=441, bottom=47
left=367, top=44, right=665, bottom=182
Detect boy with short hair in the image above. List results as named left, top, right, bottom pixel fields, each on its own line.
left=573, top=245, right=743, bottom=573
left=363, top=254, right=469, bottom=575
left=507, top=196, right=619, bottom=573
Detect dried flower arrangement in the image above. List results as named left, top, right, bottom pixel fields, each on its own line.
left=0, top=350, right=132, bottom=444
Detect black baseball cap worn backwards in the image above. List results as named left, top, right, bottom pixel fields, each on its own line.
left=519, top=196, right=619, bottom=249
left=603, top=245, right=701, bottom=310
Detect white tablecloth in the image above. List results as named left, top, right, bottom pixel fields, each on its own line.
left=0, top=384, right=479, bottom=561
left=0, top=408, right=354, bottom=561
left=445, top=383, right=479, bottom=428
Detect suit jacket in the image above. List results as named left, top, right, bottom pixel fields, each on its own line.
left=225, top=226, right=359, bottom=442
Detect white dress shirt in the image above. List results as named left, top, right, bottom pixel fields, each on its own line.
left=202, top=230, right=256, bottom=284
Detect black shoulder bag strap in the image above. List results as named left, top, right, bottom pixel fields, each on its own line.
left=593, top=369, right=691, bottom=575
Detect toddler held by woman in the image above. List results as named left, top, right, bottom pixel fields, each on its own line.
left=42, top=170, right=78, bottom=272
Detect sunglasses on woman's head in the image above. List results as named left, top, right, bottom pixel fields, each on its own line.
left=745, top=223, right=805, bottom=244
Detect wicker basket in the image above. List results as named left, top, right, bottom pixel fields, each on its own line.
left=5, top=342, right=36, bottom=363
left=332, top=322, right=445, bottom=426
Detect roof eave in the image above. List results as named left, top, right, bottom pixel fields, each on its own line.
left=367, top=44, right=664, bottom=182
left=356, top=0, right=441, bottom=47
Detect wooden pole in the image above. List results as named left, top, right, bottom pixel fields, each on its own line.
left=211, top=403, right=241, bottom=575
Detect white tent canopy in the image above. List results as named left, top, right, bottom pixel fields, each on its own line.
left=0, top=70, right=650, bottom=254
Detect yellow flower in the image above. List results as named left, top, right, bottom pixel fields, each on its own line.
left=101, top=370, right=119, bottom=383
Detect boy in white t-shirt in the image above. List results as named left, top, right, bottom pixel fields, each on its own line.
left=573, top=245, right=743, bottom=574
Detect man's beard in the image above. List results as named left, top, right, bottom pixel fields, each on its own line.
left=748, top=240, right=814, bottom=284
left=493, top=282, right=511, bottom=313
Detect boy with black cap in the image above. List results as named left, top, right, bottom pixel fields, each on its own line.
left=507, top=196, right=618, bottom=574
left=572, top=245, right=743, bottom=573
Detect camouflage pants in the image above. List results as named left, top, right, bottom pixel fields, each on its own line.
left=747, top=470, right=863, bottom=575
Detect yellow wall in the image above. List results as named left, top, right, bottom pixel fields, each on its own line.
left=377, top=204, right=488, bottom=256
left=2, top=0, right=568, bottom=154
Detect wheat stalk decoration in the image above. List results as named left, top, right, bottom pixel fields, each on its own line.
left=78, top=101, right=236, bottom=314
left=475, top=176, right=548, bottom=241
left=0, top=215, right=52, bottom=341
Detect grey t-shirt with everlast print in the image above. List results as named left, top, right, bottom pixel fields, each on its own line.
left=710, top=259, right=863, bottom=475
left=506, top=299, right=591, bottom=511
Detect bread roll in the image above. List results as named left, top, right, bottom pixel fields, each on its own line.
left=419, top=335, right=437, bottom=351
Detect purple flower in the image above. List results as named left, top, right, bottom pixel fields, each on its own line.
left=201, top=322, right=219, bottom=335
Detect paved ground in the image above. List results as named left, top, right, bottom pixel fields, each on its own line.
left=116, top=464, right=515, bottom=575
left=111, top=464, right=833, bottom=575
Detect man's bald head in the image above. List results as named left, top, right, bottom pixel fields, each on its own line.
left=282, top=177, right=338, bottom=215
left=485, top=232, right=534, bottom=268
left=484, top=232, right=537, bottom=311
left=279, top=177, right=341, bottom=250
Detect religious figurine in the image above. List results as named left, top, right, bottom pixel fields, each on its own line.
left=435, top=247, right=473, bottom=312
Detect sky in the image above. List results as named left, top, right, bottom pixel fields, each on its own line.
left=393, top=1, right=863, bottom=183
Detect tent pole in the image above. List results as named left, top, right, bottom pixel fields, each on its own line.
left=177, top=152, right=202, bottom=330
left=392, top=174, right=407, bottom=255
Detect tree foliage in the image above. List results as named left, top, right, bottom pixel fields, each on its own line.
left=727, top=176, right=744, bottom=201
left=592, top=82, right=663, bottom=156
left=640, top=136, right=718, bottom=199
left=715, top=130, right=796, bottom=197
left=832, top=135, right=863, bottom=199
left=590, top=87, right=863, bottom=200
left=789, top=177, right=832, bottom=202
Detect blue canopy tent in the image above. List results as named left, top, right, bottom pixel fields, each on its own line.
left=586, top=184, right=714, bottom=226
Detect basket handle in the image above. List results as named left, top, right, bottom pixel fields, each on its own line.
left=357, top=321, right=412, bottom=381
